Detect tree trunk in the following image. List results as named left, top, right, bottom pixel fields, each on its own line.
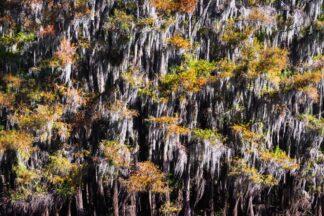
left=209, top=180, right=214, bottom=216
left=113, top=179, right=119, bottom=216
left=184, top=162, right=191, bottom=216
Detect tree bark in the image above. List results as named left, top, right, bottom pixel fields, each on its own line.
left=184, top=162, right=191, bottom=216
left=113, top=179, right=119, bottom=216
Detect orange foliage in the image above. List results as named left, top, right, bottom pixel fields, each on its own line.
left=0, top=92, right=14, bottom=108
left=177, top=0, right=197, bottom=13
left=231, top=124, right=263, bottom=144
left=0, top=130, right=33, bottom=155
left=168, top=34, right=191, bottom=49
left=151, top=0, right=197, bottom=13
left=2, top=74, right=22, bottom=89
left=300, top=86, right=319, bottom=102
left=39, top=25, right=55, bottom=37
left=284, top=71, right=322, bottom=88
left=167, top=124, right=190, bottom=135
left=125, top=161, right=168, bottom=193
left=147, top=116, right=179, bottom=124
left=54, top=38, right=77, bottom=65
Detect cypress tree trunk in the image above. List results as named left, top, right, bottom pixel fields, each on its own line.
left=113, top=179, right=119, bottom=216
left=184, top=162, right=191, bottom=216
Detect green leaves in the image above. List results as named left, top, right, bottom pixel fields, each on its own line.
left=0, top=31, right=36, bottom=56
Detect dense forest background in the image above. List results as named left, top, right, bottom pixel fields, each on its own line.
left=0, top=0, right=323, bottom=215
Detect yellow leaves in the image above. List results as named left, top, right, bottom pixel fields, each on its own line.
left=46, top=154, right=77, bottom=184
left=260, top=148, right=299, bottom=170
left=2, top=73, right=22, bottom=89
left=314, top=20, right=324, bottom=31
left=160, top=202, right=181, bottom=214
left=14, top=104, right=64, bottom=131
left=159, top=58, right=215, bottom=96
left=13, top=104, right=69, bottom=142
left=0, top=130, right=33, bottom=155
left=44, top=153, right=81, bottom=196
left=108, top=100, right=139, bottom=119
left=167, top=124, right=190, bottom=135
left=53, top=121, right=71, bottom=140
left=256, top=47, right=288, bottom=85
left=284, top=71, right=322, bottom=89
left=100, top=140, right=131, bottom=167
left=231, top=124, right=263, bottom=144
left=298, top=114, right=324, bottom=136
left=216, top=59, right=237, bottom=79
left=75, top=0, right=91, bottom=17
left=262, top=175, right=278, bottom=187
left=121, top=69, right=145, bottom=88
left=106, top=10, right=134, bottom=34
left=39, top=91, right=58, bottom=103
left=243, top=7, right=275, bottom=25
left=230, top=158, right=278, bottom=187
left=0, top=92, right=14, bottom=108
left=178, top=69, right=208, bottom=92
left=11, top=163, right=43, bottom=201
left=192, top=128, right=223, bottom=143
left=148, top=115, right=189, bottom=135
left=13, top=163, right=40, bottom=185
left=300, top=86, right=319, bottom=102
left=125, top=161, right=168, bottom=193
left=147, top=116, right=179, bottom=125
left=280, top=71, right=322, bottom=101
left=220, top=20, right=254, bottom=45
left=168, top=34, right=191, bottom=49
left=216, top=41, right=288, bottom=86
